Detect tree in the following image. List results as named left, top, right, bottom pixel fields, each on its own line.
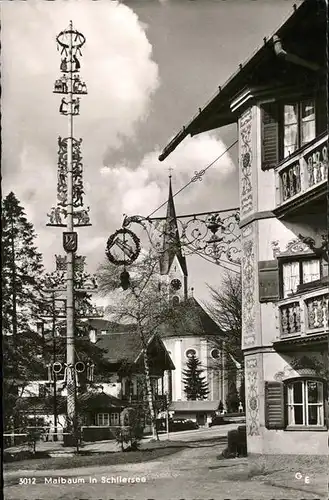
left=97, top=250, right=175, bottom=441
left=182, top=354, right=209, bottom=400
left=114, top=406, right=144, bottom=451
left=2, top=192, right=46, bottom=428
left=205, top=271, right=244, bottom=410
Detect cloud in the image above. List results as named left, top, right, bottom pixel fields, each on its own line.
left=2, top=0, right=159, bottom=181
left=1, top=0, right=160, bottom=272
left=1, top=1, right=237, bottom=284
left=96, top=132, right=236, bottom=224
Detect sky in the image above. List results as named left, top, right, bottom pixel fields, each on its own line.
left=1, top=0, right=302, bottom=304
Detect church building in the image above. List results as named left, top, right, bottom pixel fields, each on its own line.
left=157, top=177, right=229, bottom=406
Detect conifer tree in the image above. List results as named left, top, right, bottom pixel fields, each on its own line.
left=2, top=192, right=46, bottom=427
left=182, top=354, right=209, bottom=400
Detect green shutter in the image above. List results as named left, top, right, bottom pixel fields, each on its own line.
left=265, top=381, right=285, bottom=430
left=258, top=260, right=279, bottom=302
left=261, top=103, right=280, bottom=170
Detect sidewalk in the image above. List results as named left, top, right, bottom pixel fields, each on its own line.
left=4, top=424, right=236, bottom=456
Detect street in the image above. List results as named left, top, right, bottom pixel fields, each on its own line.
left=4, top=426, right=326, bottom=500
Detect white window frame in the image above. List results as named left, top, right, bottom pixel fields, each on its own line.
left=283, top=100, right=316, bottom=158
left=286, top=379, right=324, bottom=427
left=281, top=257, right=321, bottom=298
left=110, top=413, right=119, bottom=426
left=97, top=413, right=109, bottom=426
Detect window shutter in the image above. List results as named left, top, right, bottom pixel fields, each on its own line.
left=261, top=103, right=280, bottom=170
left=258, top=260, right=279, bottom=302
left=265, top=381, right=285, bottom=429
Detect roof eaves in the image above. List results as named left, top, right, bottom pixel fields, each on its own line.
left=158, top=1, right=306, bottom=162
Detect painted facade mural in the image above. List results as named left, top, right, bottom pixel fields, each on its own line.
left=241, top=224, right=256, bottom=348
left=245, top=356, right=260, bottom=436
left=239, top=108, right=253, bottom=218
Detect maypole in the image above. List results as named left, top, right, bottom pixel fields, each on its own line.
left=45, top=22, right=103, bottom=447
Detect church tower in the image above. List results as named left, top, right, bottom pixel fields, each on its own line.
left=159, top=177, right=188, bottom=304
left=158, top=177, right=227, bottom=408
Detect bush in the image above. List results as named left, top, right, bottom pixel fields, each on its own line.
left=26, top=428, right=43, bottom=454
left=221, top=425, right=247, bottom=459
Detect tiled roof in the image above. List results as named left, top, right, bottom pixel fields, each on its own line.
left=95, top=330, right=174, bottom=370
left=17, top=393, right=124, bottom=414
left=156, top=297, right=224, bottom=338
left=169, top=400, right=220, bottom=412
left=95, top=331, right=143, bottom=364
left=78, top=391, right=124, bottom=409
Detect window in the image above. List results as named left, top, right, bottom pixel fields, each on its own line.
left=287, top=380, right=324, bottom=427
left=97, top=413, right=109, bottom=426
left=151, top=378, right=159, bottom=396
left=283, top=100, right=315, bottom=158
left=261, top=99, right=320, bottom=170
left=265, top=379, right=326, bottom=430
left=211, top=348, right=221, bottom=360
left=185, top=348, right=197, bottom=359
left=110, top=413, right=119, bottom=426
left=281, top=258, right=321, bottom=298
left=172, top=295, right=180, bottom=307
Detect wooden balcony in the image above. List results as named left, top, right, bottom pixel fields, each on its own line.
left=277, top=285, right=329, bottom=341
left=274, top=133, right=328, bottom=218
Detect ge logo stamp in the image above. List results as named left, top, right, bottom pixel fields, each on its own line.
left=295, top=471, right=310, bottom=483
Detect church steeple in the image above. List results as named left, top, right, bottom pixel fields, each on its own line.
left=159, top=177, right=188, bottom=299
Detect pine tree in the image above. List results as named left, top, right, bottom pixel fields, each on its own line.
left=182, top=354, right=209, bottom=400
left=2, top=192, right=46, bottom=428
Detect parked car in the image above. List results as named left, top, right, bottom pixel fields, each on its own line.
left=209, top=415, right=225, bottom=427
left=169, top=418, right=199, bottom=432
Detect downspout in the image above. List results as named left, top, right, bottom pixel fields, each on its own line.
left=272, top=35, right=321, bottom=72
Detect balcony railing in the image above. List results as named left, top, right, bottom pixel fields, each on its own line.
left=278, top=285, right=329, bottom=338
left=276, top=133, right=328, bottom=206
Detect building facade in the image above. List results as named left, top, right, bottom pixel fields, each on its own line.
left=158, top=0, right=328, bottom=455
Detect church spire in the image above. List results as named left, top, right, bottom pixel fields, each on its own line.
left=159, top=177, right=188, bottom=277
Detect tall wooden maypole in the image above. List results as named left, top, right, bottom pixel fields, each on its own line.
left=46, top=22, right=102, bottom=445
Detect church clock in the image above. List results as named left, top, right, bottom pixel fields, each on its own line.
left=170, top=278, right=182, bottom=290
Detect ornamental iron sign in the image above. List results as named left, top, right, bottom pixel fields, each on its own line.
left=106, top=228, right=141, bottom=266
